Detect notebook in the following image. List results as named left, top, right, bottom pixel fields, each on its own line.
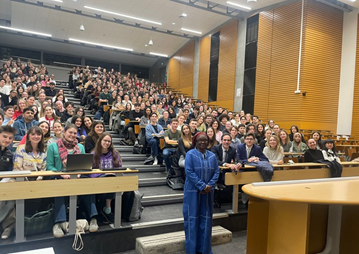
left=62, top=154, right=94, bottom=172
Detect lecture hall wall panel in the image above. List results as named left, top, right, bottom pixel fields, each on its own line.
left=254, top=0, right=342, bottom=133
left=168, top=40, right=195, bottom=97
left=351, top=15, right=359, bottom=139
left=197, top=36, right=211, bottom=102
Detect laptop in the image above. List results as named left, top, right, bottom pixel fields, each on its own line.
left=62, top=154, right=94, bottom=172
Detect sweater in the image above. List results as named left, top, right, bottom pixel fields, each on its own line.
left=91, top=151, right=122, bottom=178
left=46, top=142, right=85, bottom=172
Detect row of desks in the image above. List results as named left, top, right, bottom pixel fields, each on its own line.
left=0, top=169, right=138, bottom=242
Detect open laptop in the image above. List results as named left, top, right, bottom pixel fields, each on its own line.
left=62, top=154, right=94, bottom=172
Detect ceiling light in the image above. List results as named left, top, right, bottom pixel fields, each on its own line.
left=148, top=39, right=153, bottom=46
left=0, top=25, right=52, bottom=37
left=69, top=38, right=133, bottom=51
left=150, top=52, right=168, bottom=57
left=247, top=0, right=257, bottom=2
left=84, top=6, right=162, bottom=25
left=181, top=28, right=202, bottom=35
left=227, top=1, right=252, bottom=10
left=51, top=0, right=63, bottom=2
left=79, top=24, right=85, bottom=31
left=172, top=22, right=176, bottom=25
left=181, top=13, right=187, bottom=17
left=145, top=44, right=148, bottom=47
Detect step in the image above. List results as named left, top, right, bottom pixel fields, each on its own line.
left=123, top=164, right=166, bottom=173
left=140, top=186, right=183, bottom=206
left=135, top=226, right=232, bottom=254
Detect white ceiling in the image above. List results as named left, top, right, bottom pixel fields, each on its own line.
left=1, top=0, right=358, bottom=67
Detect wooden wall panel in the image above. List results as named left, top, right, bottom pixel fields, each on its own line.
left=216, top=20, right=238, bottom=110
left=198, top=36, right=211, bottom=101
left=300, top=0, right=342, bottom=132
left=168, top=41, right=194, bottom=94
left=351, top=16, right=359, bottom=139
left=254, top=0, right=342, bottom=132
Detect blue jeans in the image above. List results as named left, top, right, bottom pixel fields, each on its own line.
left=148, top=138, right=159, bottom=157
left=163, top=148, right=176, bottom=170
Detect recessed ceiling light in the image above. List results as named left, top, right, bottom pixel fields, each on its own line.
left=150, top=52, right=168, bottom=57
left=51, top=0, right=63, bottom=2
left=0, top=25, right=52, bottom=37
left=84, top=6, right=162, bottom=25
left=227, top=1, right=252, bottom=10
left=69, top=38, right=133, bottom=51
left=145, top=44, right=148, bottom=47
left=181, top=28, right=202, bottom=35
left=172, top=22, right=176, bottom=25
left=181, top=13, right=187, bottom=17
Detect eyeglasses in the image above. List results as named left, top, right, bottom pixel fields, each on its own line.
left=102, top=140, right=111, bottom=143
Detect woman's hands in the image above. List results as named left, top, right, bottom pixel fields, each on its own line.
left=200, top=185, right=212, bottom=194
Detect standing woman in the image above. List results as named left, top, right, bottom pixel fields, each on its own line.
left=47, top=121, right=63, bottom=145
left=85, top=121, right=105, bottom=153
left=92, top=133, right=122, bottom=223
left=183, top=132, right=219, bottom=254
left=263, top=135, right=284, bottom=165
left=14, top=126, right=47, bottom=179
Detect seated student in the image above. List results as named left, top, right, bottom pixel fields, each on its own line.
left=255, top=124, right=266, bottom=143
left=122, top=103, right=143, bottom=141
left=266, top=119, right=275, bottom=131
left=91, top=132, right=122, bottom=224
left=39, top=105, right=58, bottom=130
left=311, top=131, right=324, bottom=150
left=304, top=139, right=325, bottom=162
left=196, top=116, right=206, bottom=132
left=20, top=121, right=51, bottom=150
left=289, top=125, right=306, bottom=142
left=229, top=126, right=241, bottom=149
left=211, top=119, right=222, bottom=143
left=145, top=112, right=164, bottom=166
left=65, top=107, right=85, bottom=127
left=83, top=116, right=93, bottom=136
left=47, top=124, right=98, bottom=238
left=60, top=102, right=74, bottom=123
left=263, top=135, right=284, bottom=165
left=71, top=115, right=87, bottom=142
left=222, top=121, right=232, bottom=135
left=163, top=118, right=181, bottom=170
left=182, top=109, right=190, bottom=124
left=237, top=124, right=246, bottom=139
left=231, top=113, right=241, bottom=127
left=85, top=121, right=105, bottom=153
left=12, top=99, right=26, bottom=120
left=239, top=116, right=247, bottom=126
left=279, top=129, right=293, bottom=153
left=237, top=133, right=273, bottom=182
left=55, top=101, right=65, bottom=118
left=0, top=126, right=16, bottom=240
left=206, top=127, right=218, bottom=150
left=259, top=129, right=272, bottom=151
left=211, top=133, right=241, bottom=171
left=172, top=124, right=192, bottom=169
left=239, top=124, right=258, bottom=145
left=158, top=110, right=171, bottom=129
left=45, top=82, right=57, bottom=97
left=218, top=114, right=229, bottom=132
left=47, top=121, right=63, bottom=145
left=189, top=118, right=198, bottom=136
left=2, top=106, right=14, bottom=126
left=272, top=124, right=281, bottom=136
left=13, top=107, right=39, bottom=141
left=14, top=126, right=47, bottom=179
left=291, top=132, right=308, bottom=154
left=177, top=114, right=186, bottom=131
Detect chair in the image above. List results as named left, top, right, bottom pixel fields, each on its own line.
left=125, top=119, right=130, bottom=125
left=351, top=153, right=359, bottom=160
left=134, top=125, right=141, bottom=134
left=103, top=105, right=110, bottom=112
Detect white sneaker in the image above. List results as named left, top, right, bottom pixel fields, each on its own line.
left=153, top=158, right=158, bottom=166
left=89, top=218, right=98, bottom=233
left=53, top=223, right=64, bottom=238
left=60, top=221, right=69, bottom=233
left=1, top=225, right=13, bottom=240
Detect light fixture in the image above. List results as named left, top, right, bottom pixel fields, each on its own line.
left=79, top=24, right=85, bottom=31
left=247, top=0, right=257, bottom=2
left=181, top=13, right=187, bottom=17
left=227, top=1, right=252, bottom=10
left=148, top=39, right=153, bottom=46
left=69, top=38, right=133, bottom=51
left=181, top=28, right=202, bottom=35
left=84, top=6, right=162, bottom=25
left=150, top=52, right=168, bottom=57
left=51, top=0, right=63, bottom=2
left=172, top=22, right=176, bottom=25
left=0, top=25, right=52, bottom=37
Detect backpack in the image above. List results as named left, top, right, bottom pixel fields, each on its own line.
left=166, top=167, right=185, bottom=190
left=121, top=190, right=144, bottom=222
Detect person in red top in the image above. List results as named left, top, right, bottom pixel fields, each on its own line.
left=12, top=99, right=26, bottom=120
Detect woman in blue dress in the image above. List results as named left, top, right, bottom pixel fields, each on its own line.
left=183, top=132, right=220, bottom=254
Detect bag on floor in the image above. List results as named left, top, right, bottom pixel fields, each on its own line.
left=24, top=204, right=54, bottom=236
left=121, top=190, right=144, bottom=222
left=167, top=167, right=185, bottom=190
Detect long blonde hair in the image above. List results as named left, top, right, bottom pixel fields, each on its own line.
left=266, top=135, right=283, bottom=155
left=181, top=124, right=191, bottom=149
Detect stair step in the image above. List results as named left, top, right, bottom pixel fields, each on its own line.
left=135, top=226, right=232, bottom=254
left=142, top=194, right=183, bottom=206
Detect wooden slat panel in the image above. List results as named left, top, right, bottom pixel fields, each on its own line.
left=198, top=36, right=211, bottom=101
left=351, top=15, right=359, bottom=139
left=217, top=20, right=238, bottom=111
left=254, top=0, right=342, bottom=132
left=168, top=54, right=180, bottom=89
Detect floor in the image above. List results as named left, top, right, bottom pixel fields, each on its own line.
left=115, top=230, right=247, bottom=254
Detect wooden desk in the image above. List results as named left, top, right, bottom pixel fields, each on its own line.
left=0, top=169, right=138, bottom=242
left=243, top=177, right=359, bottom=254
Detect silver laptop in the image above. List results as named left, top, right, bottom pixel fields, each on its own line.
left=63, top=154, right=94, bottom=172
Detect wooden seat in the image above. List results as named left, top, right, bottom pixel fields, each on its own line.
left=160, top=138, right=165, bottom=149
left=351, top=152, right=359, bottom=160
left=284, top=157, right=299, bottom=163
left=134, top=125, right=141, bottom=134
left=103, top=105, right=110, bottom=112
left=125, top=119, right=130, bottom=125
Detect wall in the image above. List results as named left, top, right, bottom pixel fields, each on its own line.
left=351, top=15, right=359, bottom=138
left=149, top=57, right=169, bottom=83
left=168, top=41, right=195, bottom=97
left=254, top=0, right=343, bottom=132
